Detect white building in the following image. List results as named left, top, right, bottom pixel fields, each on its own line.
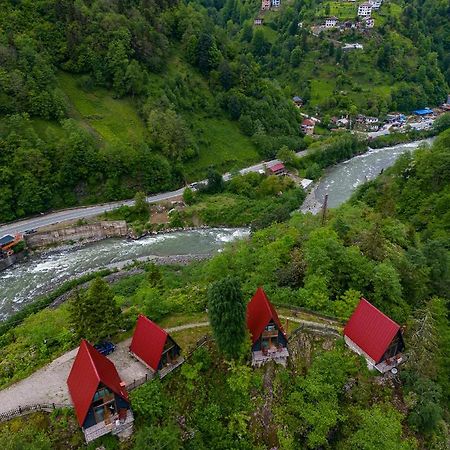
left=358, top=2, right=372, bottom=17
left=272, top=0, right=281, bottom=7
left=368, top=0, right=382, bottom=9
left=342, top=43, right=364, bottom=50
left=324, top=17, right=338, bottom=28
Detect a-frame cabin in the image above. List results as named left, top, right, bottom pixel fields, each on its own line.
left=129, top=315, right=184, bottom=378
left=67, top=340, right=133, bottom=443
left=247, top=287, right=289, bottom=367
left=344, top=298, right=405, bottom=373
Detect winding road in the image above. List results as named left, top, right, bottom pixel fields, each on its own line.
left=0, top=151, right=308, bottom=237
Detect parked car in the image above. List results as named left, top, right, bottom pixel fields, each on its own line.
left=94, top=341, right=116, bottom=356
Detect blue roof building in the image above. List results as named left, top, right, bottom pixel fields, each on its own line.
left=413, top=109, right=433, bottom=116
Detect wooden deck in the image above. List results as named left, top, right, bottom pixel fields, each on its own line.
left=375, top=354, right=405, bottom=373
left=83, top=410, right=134, bottom=443
left=159, top=356, right=185, bottom=379
left=252, top=348, right=289, bottom=368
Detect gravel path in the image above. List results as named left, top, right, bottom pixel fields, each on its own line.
left=0, top=317, right=338, bottom=415
left=0, top=322, right=210, bottom=415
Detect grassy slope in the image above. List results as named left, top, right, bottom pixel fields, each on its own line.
left=29, top=66, right=258, bottom=182
left=58, top=72, right=146, bottom=146
left=184, top=116, right=259, bottom=179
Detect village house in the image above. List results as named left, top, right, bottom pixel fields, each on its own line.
left=267, top=162, right=286, bottom=176
left=342, top=43, right=363, bottom=50
left=254, top=17, right=264, bottom=26
left=358, top=2, right=372, bottom=17
left=368, top=0, right=382, bottom=9
left=261, top=0, right=271, bottom=10
left=247, top=287, right=289, bottom=368
left=67, top=340, right=133, bottom=444
left=413, top=108, right=433, bottom=117
left=324, top=17, right=338, bottom=28
left=364, top=17, right=375, bottom=28
left=344, top=298, right=405, bottom=373
left=355, top=114, right=379, bottom=130
left=386, top=113, right=406, bottom=124
left=271, top=0, right=281, bottom=7
left=301, top=118, right=315, bottom=135
left=129, top=315, right=184, bottom=378
left=292, top=95, right=303, bottom=107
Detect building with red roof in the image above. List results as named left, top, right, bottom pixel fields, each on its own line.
left=247, top=287, right=289, bottom=367
left=129, top=315, right=183, bottom=378
left=267, top=162, right=286, bottom=176
left=301, top=118, right=315, bottom=135
left=344, top=298, right=405, bottom=373
left=67, top=340, right=133, bottom=443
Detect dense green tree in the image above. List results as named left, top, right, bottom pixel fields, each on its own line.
left=206, top=168, right=225, bottom=194
left=147, top=109, right=195, bottom=161
left=68, top=278, right=121, bottom=342
left=345, top=406, right=417, bottom=450
left=207, top=277, right=246, bottom=359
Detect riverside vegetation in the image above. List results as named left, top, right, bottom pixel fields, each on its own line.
left=1, top=0, right=449, bottom=221
left=0, top=129, right=448, bottom=449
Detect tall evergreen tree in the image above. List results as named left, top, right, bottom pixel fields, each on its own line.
left=207, top=277, right=246, bottom=359
left=69, top=277, right=121, bottom=343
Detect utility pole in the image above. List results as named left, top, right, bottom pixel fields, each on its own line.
left=321, top=194, right=328, bottom=225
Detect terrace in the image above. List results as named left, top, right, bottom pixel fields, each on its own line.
left=374, top=353, right=404, bottom=374
left=159, top=355, right=185, bottom=379
left=252, top=347, right=289, bottom=368
left=83, top=409, right=134, bottom=443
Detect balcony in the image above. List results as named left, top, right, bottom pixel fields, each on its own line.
left=83, top=410, right=134, bottom=443
left=262, top=330, right=279, bottom=338
left=374, top=354, right=404, bottom=374
left=159, top=356, right=185, bottom=379
left=252, top=347, right=289, bottom=368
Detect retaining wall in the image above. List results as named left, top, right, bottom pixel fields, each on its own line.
left=25, top=221, right=128, bottom=249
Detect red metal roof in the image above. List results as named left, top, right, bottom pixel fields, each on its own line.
left=344, top=298, right=400, bottom=363
left=246, top=287, right=286, bottom=344
left=302, top=119, right=315, bottom=126
left=269, top=162, right=285, bottom=172
left=129, top=315, right=168, bottom=371
left=67, top=340, right=128, bottom=426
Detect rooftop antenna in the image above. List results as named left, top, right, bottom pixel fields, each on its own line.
left=321, top=194, right=328, bottom=225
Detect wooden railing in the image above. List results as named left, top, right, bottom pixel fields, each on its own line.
left=0, top=335, right=213, bottom=424
left=0, top=402, right=69, bottom=423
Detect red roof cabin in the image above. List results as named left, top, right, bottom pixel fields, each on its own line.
left=344, top=298, right=405, bottom=373
left=67, top=340, right=133, bottom=443
left=129, top=315, right=184, bottom=378
left=247, top=287, right=289, bottom=367
left=267, top=162, right=286, bottom=177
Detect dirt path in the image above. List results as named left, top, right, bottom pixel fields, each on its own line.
left=0, top=322, right=209, bottom=416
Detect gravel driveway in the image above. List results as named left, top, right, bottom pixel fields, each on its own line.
left=0, top=322, right=209, bottom=415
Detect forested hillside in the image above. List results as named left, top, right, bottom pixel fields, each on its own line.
left=0, top=0, right=448, bottom=221
left=1, top=130, right=448, bottom=449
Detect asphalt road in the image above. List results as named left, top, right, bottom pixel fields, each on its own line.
left=0, top=151, right=308, bottom=237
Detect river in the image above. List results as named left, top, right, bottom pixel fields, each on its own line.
left=301, top=138, right=433, bottom=213
left=0, top=139, right=432, bottom=320
left=0, top=228, right=249, bottom=320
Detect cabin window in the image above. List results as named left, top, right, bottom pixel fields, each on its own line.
left=91, top=387, right=117, bottom=424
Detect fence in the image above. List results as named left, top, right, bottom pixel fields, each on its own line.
left=0, top=402, right=69, bottom=424
left=124, top=334, right=212, bottom=392
left=272, top=301, right=345, bottom=325
left=0, top=335, right=213, bottom=424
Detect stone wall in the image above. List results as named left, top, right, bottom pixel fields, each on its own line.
left=0, top=254, right=16, bottom=272
left=25, top=221, right=128, bottom=249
